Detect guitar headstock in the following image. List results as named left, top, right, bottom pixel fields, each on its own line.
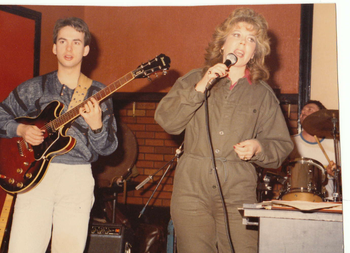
left=133, top=54, right=171, bottom=79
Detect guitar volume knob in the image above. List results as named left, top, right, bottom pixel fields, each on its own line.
left=25, top=173, right=32, bottom=179
left=8, top=178, right=15, bottom=184
left=17, top=168, right=23, bottom=174
left=16, top=182, right=23, bottom=188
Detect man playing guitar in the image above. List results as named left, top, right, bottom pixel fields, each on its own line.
left=0, top=17, right=118, bottom=253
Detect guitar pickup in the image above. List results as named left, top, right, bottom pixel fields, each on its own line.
left=17, top=140, right=24, bottom=156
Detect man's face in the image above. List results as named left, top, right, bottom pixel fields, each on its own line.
left=300, top=103, right=320, bottom=124
left=52, top=26, right=89, bottom=70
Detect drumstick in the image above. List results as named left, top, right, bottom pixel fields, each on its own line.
left=314, top=135, right=331, bottom=164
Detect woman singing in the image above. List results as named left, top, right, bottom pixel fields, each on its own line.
left=155, top=8, right=293, bottom=253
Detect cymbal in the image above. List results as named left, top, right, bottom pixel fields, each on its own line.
left=302, top=109, right=339, bottom=139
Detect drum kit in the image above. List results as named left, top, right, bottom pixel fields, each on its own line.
left=258, top=109, right=342, bottom=203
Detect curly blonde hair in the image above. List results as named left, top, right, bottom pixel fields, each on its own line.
left=203, top=8, right=271, bottom=83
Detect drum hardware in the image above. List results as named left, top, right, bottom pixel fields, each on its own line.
left=256, top=167, right=271, bottom=202
left=256, top=169, right=286, bottom=202
left=92, top=121, right=139, bottom=224
left=256, top=175, right=272, bottom=202
left=265, top=171, right=286, bottom=185
left=302, top=109, right=341, bottom=202
left=93, top=121, right=138, bottom=189
left=263, top=175, right=272, bottom=192
left=259, top=172, right=286, bottom=192
left=136, top=143, right=183, bottom=218
left=331, top=113, right=341, bottom=202
left=280, top=157, right=326, bottom=202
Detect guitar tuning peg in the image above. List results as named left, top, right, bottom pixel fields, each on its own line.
left=147, top=76, right=152, bottom=82
left=163, top=70, right=168, bottom=76
left=155, top=73, right=159, bottom=78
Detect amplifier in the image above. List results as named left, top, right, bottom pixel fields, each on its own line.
left=84, top=222, right=133, bottom=253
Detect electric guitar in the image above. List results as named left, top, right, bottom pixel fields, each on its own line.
left=0, top=54, right=171, bottom=194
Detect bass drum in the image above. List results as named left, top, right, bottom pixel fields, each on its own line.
left=281, top=157, right=326, bottom=202
left=92, top=120, right=138, bottom=188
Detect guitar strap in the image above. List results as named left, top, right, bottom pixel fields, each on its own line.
left=67, top=73, right=93, bottom=111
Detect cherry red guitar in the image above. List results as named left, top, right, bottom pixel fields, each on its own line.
left=0, top=54, right=171, bottom=194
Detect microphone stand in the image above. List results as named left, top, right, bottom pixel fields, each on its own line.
left=331, top=114, right=341, bottom=202
left=136, top=144, right=183, bottom=218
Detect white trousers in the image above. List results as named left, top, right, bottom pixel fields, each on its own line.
left=8, top=163, right=95, bottom=253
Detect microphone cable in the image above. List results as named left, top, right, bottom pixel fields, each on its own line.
left=204, top=87, right=235, bottom=253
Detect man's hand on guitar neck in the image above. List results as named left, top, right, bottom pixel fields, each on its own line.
left=79, top=97, right=103, bottom=131
left=17, top=124, right=45, bottom=146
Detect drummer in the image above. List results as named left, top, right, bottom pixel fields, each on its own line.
left=289, top=100, right=338, bottom=201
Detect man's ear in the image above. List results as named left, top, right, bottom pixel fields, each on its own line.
left=52, top=44, right=57, bottom=55
left=83, top=45, right=90, bottom=57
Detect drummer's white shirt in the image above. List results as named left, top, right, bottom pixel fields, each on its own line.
left=291, top=133, right=337, bottom=200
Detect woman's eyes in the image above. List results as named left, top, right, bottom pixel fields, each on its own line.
left=232, top=33, right=256, bottom=43
left=233, top=33, right=240, bottom=37
left=248, top=37, right=256, bottom=43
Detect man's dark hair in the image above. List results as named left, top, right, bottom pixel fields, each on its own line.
left=305, top=100, right=327, bottom=110
left=52, top=17, right=91, bottom=46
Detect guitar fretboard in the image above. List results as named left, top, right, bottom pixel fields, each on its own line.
left=50, top=71, right=135, bottom=131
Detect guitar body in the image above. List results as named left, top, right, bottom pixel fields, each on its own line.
left=0, top=101, right=76, bottom=194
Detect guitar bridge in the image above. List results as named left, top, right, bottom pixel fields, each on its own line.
left=24, top=141, right=33, bottom=152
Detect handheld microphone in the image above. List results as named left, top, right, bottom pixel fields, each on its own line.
left=207, top=53, right=238, bottom=89
left=223, top=53, right=238, bottom=68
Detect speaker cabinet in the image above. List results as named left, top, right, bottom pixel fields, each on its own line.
left=84, top=222, right=133, bottom=253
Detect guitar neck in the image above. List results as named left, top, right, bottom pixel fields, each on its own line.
left=51, top=71, right=135, bottom=130
left=44, top=53, right=171, bottom=132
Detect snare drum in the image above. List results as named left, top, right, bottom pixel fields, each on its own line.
left=281, top=157, right=325, bottom=202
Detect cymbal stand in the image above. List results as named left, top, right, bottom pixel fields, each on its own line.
left=332, top=114, right=341, bottom=202
left=136, top=144, right=183, bottom=218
